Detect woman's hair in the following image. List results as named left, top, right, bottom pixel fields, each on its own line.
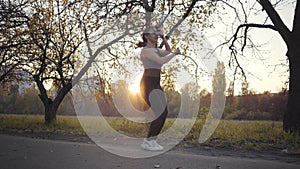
left=136, top=26, right=157, bottom=48
left=136, top=34, right=148, bottom=48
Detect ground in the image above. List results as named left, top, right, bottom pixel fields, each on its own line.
left=0, top=131, right=300, bottom=169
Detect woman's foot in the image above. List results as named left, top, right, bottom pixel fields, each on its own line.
left=141, top=139, right=164, bottom=151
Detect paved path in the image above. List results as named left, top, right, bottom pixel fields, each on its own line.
left=0, top=134, right=299, bottom=169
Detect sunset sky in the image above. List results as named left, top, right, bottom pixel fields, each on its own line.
left=203, top=1, right=294, bottom=94
left=95, top=1, right=295, bottom=96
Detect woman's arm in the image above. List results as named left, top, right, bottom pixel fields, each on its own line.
left=141, top=48, right=180, bottom=65
left=157, top=29, right=171, bottom=52
left=162, top=36, right=171, bottom=52
left=157, top=48, right=171, bottom=57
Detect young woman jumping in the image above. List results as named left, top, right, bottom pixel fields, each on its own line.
left=137, top=25, right=180, bottom=151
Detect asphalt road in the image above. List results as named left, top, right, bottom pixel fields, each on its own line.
left=0, top=134, right=299, bottom=169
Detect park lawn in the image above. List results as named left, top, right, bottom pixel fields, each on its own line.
left=0, top=114, right=299, bottom=152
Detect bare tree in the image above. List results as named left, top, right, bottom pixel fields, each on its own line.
left=218, top=0, right=300, bottom=133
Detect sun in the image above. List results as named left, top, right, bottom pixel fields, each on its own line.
left=128, top=82, right=140, bottom=94
left=128, top=73, right=143, bottom=95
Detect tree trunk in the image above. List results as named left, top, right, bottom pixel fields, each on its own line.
left=44, top=84, right=72, bottom=124
left=283, top=42, right=300, bottom=134
left=44, top=98, right=59, bottom=124
left=34, top=77, right=72, bottom=124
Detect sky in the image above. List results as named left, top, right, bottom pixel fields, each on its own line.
left=126, top=1, right=295, bottom=95
left=84, top=1, right=295, bottom=96
left=202, top=1, right=295, bottom=94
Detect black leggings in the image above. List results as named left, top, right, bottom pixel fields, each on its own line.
left=140, top=73, right=168, bottom=139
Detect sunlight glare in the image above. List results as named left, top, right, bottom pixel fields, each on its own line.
left=128, top=73, right=143, bottom=95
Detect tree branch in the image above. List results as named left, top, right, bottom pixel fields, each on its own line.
left=72, top=30, right=129, bottom=86
left=143, top=0, right=155, bottom=24
left=0, top=64, right=17, bottom=82
left=158, top=0, right=198, bottom=48
left=292, top=1, right=300, bottom=35
left=219, top=0, right=242, bottom=22
left=229, top=23, right=277, bottom=52
left=228, top=23, right=278, bottom=83
left=258, top=0, right=291, bottom=43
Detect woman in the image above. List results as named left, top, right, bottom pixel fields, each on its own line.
left=137, top=26, right=180, bottom=151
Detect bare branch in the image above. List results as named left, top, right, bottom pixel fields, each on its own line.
left=181, top=53, right=199, bottom=82
left=159, top=0, right=198, bottom=48
left=226, top=22, right=279, bottom=82
left=219, top=0, right=242, bottom=22
left=238, top=0, right=248, bottom=23
left=258, top=0, right=291, bottom=43
left=229, top=23, right=277, bottom=52
left=73, top=31, right=128, bottom=86
left=292, top=0, right=300, bottom=34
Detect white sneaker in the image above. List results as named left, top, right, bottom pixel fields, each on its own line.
left=149, top=140, right=164, bottom=150
left=141, top=139, right=164, bottom=151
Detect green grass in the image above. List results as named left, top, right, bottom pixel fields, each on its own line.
left=186, top=120, right=300, bottom=151
left=0, top=115, right=83, bottom=133
left=0, top=114, right=299, bottom=151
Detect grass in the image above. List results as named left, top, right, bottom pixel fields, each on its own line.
left=0, top=114, right=299, bottom=151
left=0, top=115, right=83, bottom=133
left=186, top=120, right=300, bottom=151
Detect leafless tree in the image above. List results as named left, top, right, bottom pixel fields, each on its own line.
left=217, top=0, right=300, bottom=133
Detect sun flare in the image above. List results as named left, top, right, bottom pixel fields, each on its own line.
left=128, top=73, right=143, bottom=95
left=128, top=83, right=140, bottom=95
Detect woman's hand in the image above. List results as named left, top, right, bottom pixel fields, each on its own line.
left=157, top=29, right=165, bottom=39
left=156, top=28, right=171, bottom=51
left=174, top=48, right=181, bottom=55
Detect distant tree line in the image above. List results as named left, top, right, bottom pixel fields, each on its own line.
left=0, top=83, right=287, bottom=121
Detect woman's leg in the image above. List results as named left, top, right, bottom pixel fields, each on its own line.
left=140, top=76, right=168, bottom=140
left=147, top=83, right=168, bottom=139
left=147, top=107, right=168, bottom=139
